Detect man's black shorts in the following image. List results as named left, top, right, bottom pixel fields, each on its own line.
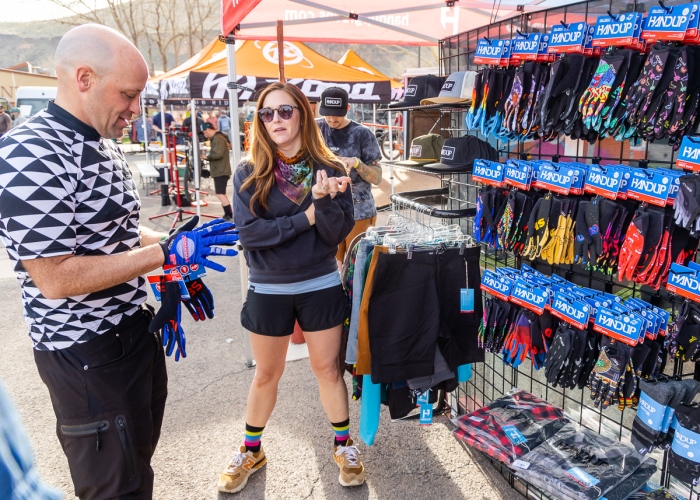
left=241, top=285, right=349, bottom=336
left=213, top=175, right=230, bottom=195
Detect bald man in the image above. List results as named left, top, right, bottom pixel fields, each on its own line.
left=0, top=24, right=174, bottom=499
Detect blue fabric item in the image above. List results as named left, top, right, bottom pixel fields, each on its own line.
left=0, top=381, right=62, bottom=500
left=457, top=364, right=472, bottom=383
left=346, top=239, right=372, bottom=364
left=359, top=374, right=381, bottom=446
left=162, top=218, right=239, bottom=272
left=248, top=271, right=340, bottom=295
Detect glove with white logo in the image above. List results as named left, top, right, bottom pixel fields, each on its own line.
left=160, top=217, right=239, bottom=272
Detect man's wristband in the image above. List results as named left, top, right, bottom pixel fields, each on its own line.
left=353, top=158, right=359, bottom=169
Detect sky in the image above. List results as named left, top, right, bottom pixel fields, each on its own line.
left=4, top=0, right=106, bottom=23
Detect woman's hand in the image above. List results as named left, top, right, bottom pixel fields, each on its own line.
left=311, top=169, right=351, bottom=199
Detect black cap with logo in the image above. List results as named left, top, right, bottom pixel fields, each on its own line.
left=422, top=135, right=499, bottom=172
left=319, top=87, right=349, bottom=117
left=389, top=75, right=444, bottom=108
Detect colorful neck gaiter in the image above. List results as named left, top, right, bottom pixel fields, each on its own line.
left=274, top=149, right=312, bottom=205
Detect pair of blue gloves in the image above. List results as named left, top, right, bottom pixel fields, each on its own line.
left=149, top=216, right=239, bottom=361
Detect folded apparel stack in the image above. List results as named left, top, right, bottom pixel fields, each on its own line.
left=513, top=423, right=655, bottom=500
left=452, top=389, right=569, bottom=464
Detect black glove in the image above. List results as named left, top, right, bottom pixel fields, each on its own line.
left=545, top=324, right=573, bottom=387
left=588, top=345, right=628, bottom=409
left=149, top=279, right=187, bottom=361
left=182, top=278, right=215, bottom=321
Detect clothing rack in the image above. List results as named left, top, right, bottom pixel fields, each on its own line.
left=389, top=194, right=475, bottom=219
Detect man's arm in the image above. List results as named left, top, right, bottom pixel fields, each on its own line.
left=22, top=244, right=165, bottom=300
left=140, top=225, right=166, bottom=247
left=353, top=158, right=383, bottom=186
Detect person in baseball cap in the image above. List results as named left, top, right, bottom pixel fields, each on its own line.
left=316, top=87, right=383, bottom=264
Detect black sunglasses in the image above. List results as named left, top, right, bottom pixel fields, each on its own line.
left=258, top=104, right=298, bottom=123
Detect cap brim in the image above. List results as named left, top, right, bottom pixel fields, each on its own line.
left=419, top=97, right=471, bottom=106
left=388, top=99, right=421, bottom=109
left=318, top=107, right=346, bottom=117
left=422, top=161, right=471, bottom=173
left=394, top=158, right=438, bottom=166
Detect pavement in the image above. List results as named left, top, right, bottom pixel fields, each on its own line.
left=0, top=150, right=519, bottom=499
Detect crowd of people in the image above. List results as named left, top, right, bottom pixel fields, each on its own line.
left=0, top=22, right=386, bottom=500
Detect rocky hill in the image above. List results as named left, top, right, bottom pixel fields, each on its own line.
left=0, top=10, right=437, bottom=79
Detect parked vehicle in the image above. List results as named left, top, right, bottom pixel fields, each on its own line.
left=15, top=87, right=57, bottom=117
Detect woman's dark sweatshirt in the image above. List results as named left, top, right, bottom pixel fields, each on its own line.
left=233, top=160, right=355, bottom=284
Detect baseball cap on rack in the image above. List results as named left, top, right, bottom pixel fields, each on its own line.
left=395, top=134, right=445, bottom=166
left=423, top=135, right=499, bottom=172
left=420, top=71, right=477, bottom=106
left=389, top=75, right=444, bottom=108
left=319, top=87, right=349, bottom=117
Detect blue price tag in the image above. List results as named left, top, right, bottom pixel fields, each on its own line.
left=417, top=390, right=430, bottom=405
left=460, top=288, right=475, bottom=313
left=419, top=404, right=433, bottom=426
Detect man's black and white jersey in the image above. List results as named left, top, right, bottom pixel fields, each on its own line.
left=0, top=102, right=147, bottom=351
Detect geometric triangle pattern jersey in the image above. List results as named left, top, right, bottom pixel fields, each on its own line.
left=0, top=102, right=147, bottom=350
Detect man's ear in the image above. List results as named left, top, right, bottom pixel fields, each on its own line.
left=76, top=66, right=95, bottom=93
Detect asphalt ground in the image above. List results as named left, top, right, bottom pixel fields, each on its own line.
left=0, top=151, right=519, bottom=499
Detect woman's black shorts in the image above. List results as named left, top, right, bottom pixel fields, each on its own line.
left=241, top=284, right=349, bottom=337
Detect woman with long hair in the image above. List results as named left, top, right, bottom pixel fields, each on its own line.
left=219, top=82, right=361, bottom=494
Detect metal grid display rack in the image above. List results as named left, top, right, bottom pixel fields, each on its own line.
left=382, top=0, right=700, bottom=498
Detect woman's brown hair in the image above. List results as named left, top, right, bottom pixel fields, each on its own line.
left=239, top=82, right=345, bottom=214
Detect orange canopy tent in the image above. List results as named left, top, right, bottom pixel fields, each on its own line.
left=148, top=39, right=392, bottom=104
left=337, top=49, right=403, bottom=101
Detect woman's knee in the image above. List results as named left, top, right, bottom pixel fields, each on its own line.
left=252, top=366, right=284, bottom=386
left=310, top=360, right=341, bottom=384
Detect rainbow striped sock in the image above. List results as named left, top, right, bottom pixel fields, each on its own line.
left=332, top=418, right=350, bottom=447
left=244, top=424, right=264, bottom=453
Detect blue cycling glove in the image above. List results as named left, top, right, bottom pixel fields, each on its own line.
left=160, top=217, right=239, bottom=272
left=149, top=279, right=187, bottom=361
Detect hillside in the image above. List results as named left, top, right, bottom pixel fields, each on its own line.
left=0, top=9, right=438, bottom=79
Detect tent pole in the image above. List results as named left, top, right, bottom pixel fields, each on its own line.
left=140, top=94, right=149, bottom=161
left=190, top=99, right=202, bottom=219
left=225, top=35, right=255, bottom=369
left=277, top=21, right=286, bottom=83
left=388, top=109, right=394, bottom=197
left=372, top=103, right=376, bottom=135
left=159, top=98, right=169, bottom=184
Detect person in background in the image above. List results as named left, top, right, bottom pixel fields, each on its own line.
left=0, top=379, right=63, bottom=499
left=183, top=110, right=205, bottom=141
left=152, top=109, right=174, bottom=136
left=207, top=111, right=218, bottom=130
left=10, top=107, right=28, bottom=128
left=131, top=111, right=153, bottom=149
left=0, top=107, right=12, bottom=136
left=200, top=122, right=233, bottom=221
left=218, top=110, right=232, bottom=142
left=316, top=87, right=383, bottom=266
left=220, top=82, right=362, bottom=495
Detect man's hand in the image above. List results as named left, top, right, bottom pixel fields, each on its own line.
left=337, top=156, right=356, bottom=174
left=160, top=217, right=239, bottom=272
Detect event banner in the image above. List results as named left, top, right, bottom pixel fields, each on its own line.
left=184, top=72, right=392, bottom=103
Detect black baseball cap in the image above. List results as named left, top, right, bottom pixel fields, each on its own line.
left=200, top=122, right=215, bottom=131
left=319, top=87, right=349, bottom=117
left=422, top=135, right=499, bottom=172
left=389, top=74, right=445, bottom=108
